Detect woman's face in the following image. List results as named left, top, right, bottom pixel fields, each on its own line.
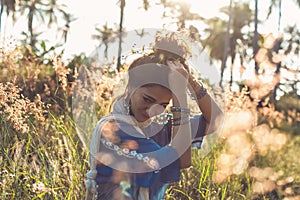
left=129, top=85, right=172, bottom=122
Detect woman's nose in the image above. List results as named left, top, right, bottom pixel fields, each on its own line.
left=147, top=104, right=165, bottom=117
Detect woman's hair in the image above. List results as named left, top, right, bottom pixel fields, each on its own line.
left=129, top=32, right=190, bottom=72
left=126, top=32, right=190, bottom=89
left=110, top=33, right=191, bottom=112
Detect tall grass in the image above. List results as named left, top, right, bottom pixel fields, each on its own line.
left=165, top=89, right=300, bottom=200
left=1, top=42, right=299, bottom=199
left=1, top=109, right=88, bottom=199
left=0, top=44, right=89, bottom=199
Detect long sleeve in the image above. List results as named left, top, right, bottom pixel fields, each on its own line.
left=95, top=119, right=180, bottom=187
left=190, top=114, right=207, bottom=149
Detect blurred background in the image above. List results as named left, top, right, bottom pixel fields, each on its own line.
left=0, top=0, right=299, bottom=199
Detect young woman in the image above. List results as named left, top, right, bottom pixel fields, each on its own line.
left=85, top=35, right=223, bottom=200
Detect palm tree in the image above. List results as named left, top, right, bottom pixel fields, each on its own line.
left=227, top=3, right=252, bottom=85
left=265, top=0, right=285, bottom=102
left=116, top=0, right=125, bottom=71
left=0, top=0, right=16, bottom=33
left=267, top=0, right=300, bottom=30
left=92, top=23, right=118, bottom=60
left=220, top=0, right=232, bottom=87
left=58, top=13, right=76, bottom=43
left=266, top=0, right=282, bottom=32
left=266, top=0, right=300, bottom=102
left=17, top=0, right=71, bottom=50
left=44, top=0, right=62, bottom=26
left=283, top=26, right=300, bottom=97
left=160, top=1, right=203, bottom=30
left=18, top=0, right=45, bottom=47
left=44, top=0, right=74, bottom=43
left=202, top=2, right=253, bottom=87
left=253, top=0, right=259, bottom=74
left=202, top=17, right=227, bottom=62
left=116, top=0, right=150, bottom=71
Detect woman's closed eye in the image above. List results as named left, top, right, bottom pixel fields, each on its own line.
left=143, top=94, right=169, bottom=108
left=143, top=96, right=154, bottom=103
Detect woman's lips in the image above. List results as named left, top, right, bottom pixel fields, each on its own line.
left=134, top=110, right=150, bottom=122
left=143, top=112, right=150, bottom=119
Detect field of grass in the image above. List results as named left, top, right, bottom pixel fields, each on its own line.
left=1, top=45, right=299, bottom=199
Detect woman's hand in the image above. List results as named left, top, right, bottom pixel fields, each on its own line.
left=167, top=60, right=189, bottom=92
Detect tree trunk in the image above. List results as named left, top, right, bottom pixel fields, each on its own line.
left=277, top=0, right=282, bottom=32
left=104, top=43, right=108, bottom=60
left=117, top=0, right=125, bottom=71
left=229, top=56, right=235, bottom=87
left=271, top=0, right=282, bottom=104
left=0, top=2, right=3, bottom=33
left=220, top=0, right=232, bottom=87
left=28, top=5, right=34, bottom=47
left=253, top=0, right=259, bottom=74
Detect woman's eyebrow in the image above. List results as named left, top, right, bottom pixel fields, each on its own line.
left=144, top=94, right=156, bottom=102
left=144, top=94, right=170, bottom=105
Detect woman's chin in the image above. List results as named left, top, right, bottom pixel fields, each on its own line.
left=135, top=114, right=150, bottom=122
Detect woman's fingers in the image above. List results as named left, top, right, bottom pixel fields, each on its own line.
left=167, top=60, right=189, bottom=91
left=167, top=60, right=182, bottom=69
left=167, top=60, right=189, bottom=80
